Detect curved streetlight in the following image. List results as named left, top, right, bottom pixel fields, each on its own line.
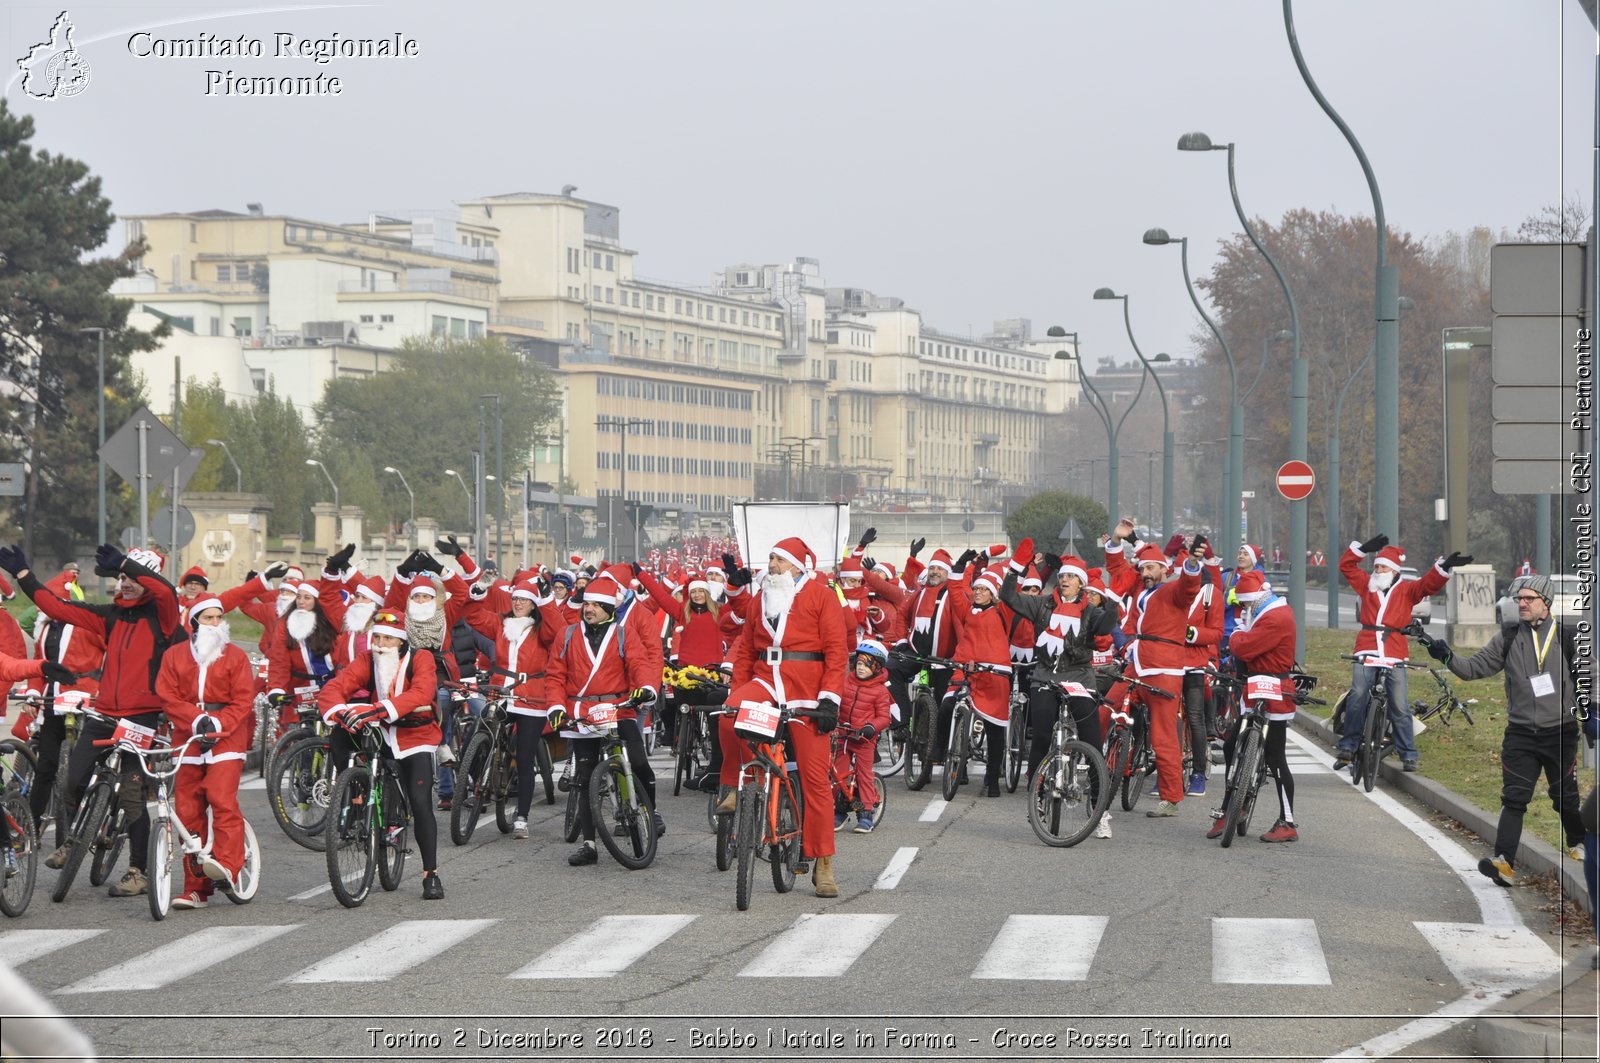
left=1048, top=327, right=1116, bottom=531
left=383, top=466, right=415, bottom=539
left=1179, top=130, right=1306, bottom=653
left=1091, top=289, right=1172, bottom=539
left=305, top=458, right=338, bottom=511
left=1143, top=227, right=1243, bottom=560
left=444, top=468, right=474, bottom=526
left=206, top=438, right=242, bottom=492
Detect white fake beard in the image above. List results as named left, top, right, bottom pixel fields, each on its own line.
left=191, top=621, right=231, bottom=666
left=285, top=609, right=317, bottom=643
left=502, top=615, right=535, bottom=641
left=276, top=594, right=295, bottom=617
left=371, top=646, right=400, bottom=698
left=343, top=600, right=376, bottom=633
left=407, top=600, right=437, bottom=623
left=1371, top=570, right=1396, bottom=592
left=762, top=571, right=797, bottom=621
left=706, top=581, right=725, bottom=602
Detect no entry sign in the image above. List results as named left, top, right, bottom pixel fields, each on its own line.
left=1276, top=460, right=1316, bottom=501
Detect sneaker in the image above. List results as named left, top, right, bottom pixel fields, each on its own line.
left=1206, top=817, right=1226, bottom=840
left=1402, top=760, right=1419, bottom=773
left=1333, top=754, right=1352, bottom=771
left=436, top=745, right=456, bottom=767
left=421, top=871, right=444, bottom=900
left=652, top=812, right=667, bottom=838
left=853, top=812, right=875, bottom=834
left=44, top=843, right=69, bottom=870
left=1259, top=819, right=1299, bottom=843
left=109, top=867, right=148, bottom=897
left=1186, top=773, right=1207, bottom=796
left=171, top=890, right=209, bottom=910
left=437, top=795, right=453, bottom=811
left=1094, top=812, right=1112, bottom=840
left=568, top=842, right=598, bottom=866
left=1478, top=853, right=1515, bottom=887
left=715, top=789, right=737, bottom=814
left=1145, top=800, right=1180, bottom=818
left=512, top=818, right=529, bottom=840
left=199, top=854, right=233, bottom=887
left=834, top=811, right=849, bottom=832
left=1567, top=842, right=1586, bottom=862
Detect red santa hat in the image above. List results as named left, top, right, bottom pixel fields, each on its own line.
left=179, top=565, right=209, bottom=588
left=127, top=547, right=165, bottom=571
left=704, top=558, right=727, bottom=578
left=972, top=565, right=1002, bottom=600
left=1086, top=568, right=1112, bottom=596
left=408, top=577, right=438, bottom=599
left=1240, top=543, right=1263, bottom=568
left=186, top=595, right=224, bottom=629
left=510, top=578, right=541, bottom=602
left=874, top=560, right=896, bottom=581
left=1056, top=555, right=1089, bottom=584
left=584, top=571, right=624, bottom=607
left=369, top=609, right=407, bottom=641
left=926, top=548, right=954, bottom=573
left=1373, top=545, right=1407, bottom=572
left=838, top=555, right=865, bottom=579
left=1134, top=544, right=1170, bottom=570
left=284, top=565, right=306, bottom=582
left=355, top=574, right=386, bottom=604
left=687, top=572, right=712, bottom=595
left=1233, top=569, right=1271, bottom=602
left=604, top=563, right=638, bottom=590
left=769, top=536, right=816, bottom=572
left=1021, top=565, right=1043, bottom=590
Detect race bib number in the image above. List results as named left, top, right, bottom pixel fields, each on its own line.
left=734, top=703, right=780, bottom=738
left=112, top=718, right=158, bottom=750
left=1058, top=681, right=1091, bottom=700
left=1092, top=650, right=1113, bottom=667
left=1246, top=675, right=1283, bottom=701
left=579, top=702, right=619, bottom=728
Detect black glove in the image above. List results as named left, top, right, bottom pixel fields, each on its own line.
left=327, top=542, right=356, bottom=574
left=395, top=549, right=424, bottom=578
left=40, top=661, right=76, bottom=686
left=1440, top=551, right=1473, bottom=572
left=814, top=697, right=839, bottom=735
left=1043, top=552, right=1063, bottom=575
left=860, top=723, right=877, bottom=740
left=414, top=551, right=444, bottom=576
left=434, top=535, right=465, bottom=559
left=1358, top=533, right=1389, bottom=555
left=1190, top=534, right=1209, bottom=559
left=536, top=576, right=554, bottom=598
left=262, top=561, right=290, bottom=581
left=0, top=545, right=28, bottom=577
left=267, top=691, right=291, bottom=708
left=721, top=553, right=739, bottom=577
left=909, top=537, right=926, bottom=559
left=95, top=543, right=127, bottom=577
left=727, top=566, right=752, bottom=589
left=952, top=548, right=978, bottom=575
left=1427, top=639, right=1453, bottom=664
left=857, top=527, right=877, bottom=551
left=861, top=556, right=876, bottom=572
left=193, top=713, right=222, bottom=750
left=630, top=561, right=643, bottom=579
left=628, top=687, right=655, bottom=707
left=245, top=570, right=258, bottom=583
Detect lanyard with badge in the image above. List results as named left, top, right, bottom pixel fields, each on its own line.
left=1529, top=623, right=1557, bottom=698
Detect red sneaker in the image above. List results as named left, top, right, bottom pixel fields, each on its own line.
left=1205, top=817, right=1226, bottom=840
left=1259, top=819, right=1299, bottom=843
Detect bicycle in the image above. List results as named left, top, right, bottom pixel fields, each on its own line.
left=665, top=666, right=725, bottom=797
left=0, top=738, right=40, bottom=917
left=931, top=659, right=1009, bottom=801
left=567, top=696, right=657, bottom=870
left=267, top=710, right=336, bottom=851
left=7, top=690, right=87, bottom=849
left=1024, top=676, right=1112, bottom=847
left=1337, top=654, right=1427, bottom=792
left=730, top=700, right=811, bottom=911
left=1405, top=626, right=1476, bottom=730
left=558, top=743, right=582, bottom=843
left=324, top=721, right=413, bottom=908
left=51, top=705, right=148, bottom=903
left=121, top=729, right=262, bottom=919
left=894, top=654, right=944, bottom=792
left=261, top=684, right=319, bottom=780
left=1211, top=671, right=1323, bottom=848
left=827, top=725, right=889, bottom=832
left=450, top=690, right=550, bottom=843
left=1096, top=665, right=1179, bottom=812
left=1004, top=677, right=1029, bottom=793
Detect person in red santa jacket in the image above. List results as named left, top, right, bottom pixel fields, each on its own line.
left=1178, top=535, right=1226, bottom=796
left=885, top=543, right=973, bottom=736
left=316, top=609, right=445, bottom=899
left=176, top=564, right=283, bottom=628
left=1102, top=518, right=1204, bottom=816
left=832, top=639, right=894, bottom=833
left=0, top=650, right=75, bottom=872
left=635, top=563, right=730, bottom=791
left=155, top=597, right=256, bottom=906
left=546, top=571, right=665, bottom=865
left=1207, top=570, right=1302, bottom=843
left=947, top=561, right=1016, bottom=797
left=722, top=536, right=850, bottom=898
left=265, top=573, right=340, bottom=715
left=1334, top=534, right=1466, bottom=772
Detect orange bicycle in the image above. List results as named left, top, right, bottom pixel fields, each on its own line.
left=730, top=701, right=815, bottom=912
left=827, top=725, right=888, bottom=833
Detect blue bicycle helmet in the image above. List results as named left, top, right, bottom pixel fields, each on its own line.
left=853, top=639, right=889, bottom=673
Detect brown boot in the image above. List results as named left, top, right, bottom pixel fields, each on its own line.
left=715, top=789, right=737, bottom=814
left=812, top=854, right=838, bottom=898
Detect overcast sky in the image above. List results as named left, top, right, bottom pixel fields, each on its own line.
left=4, top=1, right=1593, bottom=363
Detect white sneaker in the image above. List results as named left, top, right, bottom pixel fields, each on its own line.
left=437, top=745, right=457, bottom=767
left=513, top=818, right=529, bottom=840
left=1094, top=812, right=1112, bottom=840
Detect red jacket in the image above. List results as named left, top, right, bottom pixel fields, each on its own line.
left=897, top=577, right=967, bottom=659
left=178, top=574, right=274, bottom=628
left=463, top=598, right=564, bottom=712
left=1340, top=543, right=1449, bottom=664
left=0, top=652, right=43, bottom=686
left=1228, top=596, right=1299, bottom=720
left=316, top=648, right=441, bottom=756
left=837, top=671, right=893, bottom=736
left=1105, top=550, right=1203, bottom=679
left=729, top=573, right=850, bottom=712
left=156, top=641, right=255, bottom=764
left=546, top=615, right=662, bottom=724
left=1183, top=560, right=1226, bottom=669
left=0, top=610, right=24, bottom=662
left=637, top=570, right=727, bottom=669
left=950, top=602, right=1014, bottom=725
left=20, top=611, right=103, bottom=703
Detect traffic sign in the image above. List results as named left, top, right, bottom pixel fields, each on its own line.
left=1276, top=461, right=1316, bottom=501
left=0, top=463, right=22, bottom=497
left=152, top=505, right=196, bottom=550
left=98, top=406, right=187, bottom=486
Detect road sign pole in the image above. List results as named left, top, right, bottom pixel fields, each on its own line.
left=137, top=420, right=149, bottom=549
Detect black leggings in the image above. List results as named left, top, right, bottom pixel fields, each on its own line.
left=27, top=709, right=66, bottom=829
left=328, top=730, right=439, bottom=871
left=1221, top=717, right=1295, bottom=824
left=888, top=658, right=951, bottom=727
left=513, top=715, right=542, bottom=818
left=1182, top=671, right=1215, bottom=770
left=573, top=718, right=655, bottom=843
left=1026, top=688, right=1101, bottom=784
left=66, top=711, right=160, bottom=873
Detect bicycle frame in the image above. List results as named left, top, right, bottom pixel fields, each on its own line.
left=826, top=728, right=880, bottom=817
left=737, top=729, right=801, bottom=852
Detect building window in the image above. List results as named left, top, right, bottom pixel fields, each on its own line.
left=190, top=222, right=197, bottom=242
left=432, top=315, right=448, bottom=336
left=674, top=298, right=683, bottom=314
left=605, top=254, right=614, bottom=271
left=381, top=314, right=394, bottom=323
left=632, top=292, right=640, bottom=307
left=468, top=321, right=483, bottom=339
left=359, top=314, right=374, bottom=324
left=216, top=265, right=231, bottom=282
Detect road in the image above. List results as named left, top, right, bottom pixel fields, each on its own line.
left=3, top=731, right=1574, bottom=1062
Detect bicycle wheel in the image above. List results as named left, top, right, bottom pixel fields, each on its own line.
left=377, top=767, right=408, bottom=891
left=590, top=760, right=656, bottom=870
left=864, top=769, right=890, bottom=829
left=535, top=734, right=556, bottom=805
left=877, top=725, right=906, bottom=778
left=906, top=691, right=935, bottom=791
left=324, top=766, right=375, bottom=909
left=53, top=781, right=112, bottom=903
left=1221, top=727, right=1261, bottom=849
left=147, top=813, right=173, bottom=920
left=942, top=706, right=968, bottom=801
left=255, top=697, right=276, bottom=778
left=268, top=734, right=333, bottom=851
left=734, top=784, right=760, bottom=911
left=451, top=731, right=491, bottom=845
left=494, top=746, right=519, bottom=834
left=769, top=783, right=800, bottom=894
left=1120, top=729, right=1151, bottom=812
left=715, top=802, right=736, bottom=872
left=1005, top=701, right=1026, bottom=793
left=1027, top=740, right=1107, bottom=848
left=563, top=786, right=581, bottom=843
left=674, top=712, right=696, bottom=796
left=1, top=791, right=38, bottom=917
left=1104, top=728, right=1132, bottom=798
left=223, top=820, right=261, bottom=903
left=1360, top=689, right=1385, bottom=793
left=88, top=798, right=125, bottom=888
left=267, top=724, right=310, bottom=778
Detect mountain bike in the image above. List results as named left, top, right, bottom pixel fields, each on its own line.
left=933, top=659, right=1009, bottom=801
left=730, top=701, right=812, bottom=911
left=324, top=721, right=413, bottom=908
left=1212, top=672, right=1324, bottom=848
left=51, top=705, right=148, bottom=903
left=123, top=729, right=262, bottom=919
left=895, top=654, right=944, bottom=792
left=0, top=738, right=39, bottom=917
left=1404, top=626, right=1476, bottom=729
left=1024, top=676, right=1111, bottom=847
left=573, top=697, right=657, bottom=870
left=665, top=666, right=725, bottom=797
left=1004, top=678, right=1029, bottom=793
left=1338, top=655, right=1426, bottom=792
left=7, top=690, right=86, bottom=850
left=828, top=725, right=889, bottom=832
left=450, top=694, right=512, bottom=844
left=267, top=705, right=336, bottom=851
left=1096, top=665, right=1178, bottom=812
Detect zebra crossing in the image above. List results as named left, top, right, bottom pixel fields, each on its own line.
left=0, top=913, right=1560, bottom=995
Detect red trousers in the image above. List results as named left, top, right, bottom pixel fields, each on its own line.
left=832, top=735, right=882, bottom=813
left=1110, top=673, right=1186, bottom=804
left=175, top=759, right=245, bottom=896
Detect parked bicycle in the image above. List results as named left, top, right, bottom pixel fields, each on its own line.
left=0, top=738, right=40, bottom=917
left=1209, top=669, right=1323, bottom=848
left=665, top=666, right=725, bottom=797
left=324, top=721, right=414, bottom=908
left=266, top=710, right=336, bottom=851
left=1335, top=654, right=1428, bottom=792
left=1024, top=675, right=1112, bottom=847
left=730, top=700, right=812, bottom=911
left=1405, top=624, right=1476, bottom=729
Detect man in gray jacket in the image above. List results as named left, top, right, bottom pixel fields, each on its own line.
left=1428, top=573, right=1588, bottom=887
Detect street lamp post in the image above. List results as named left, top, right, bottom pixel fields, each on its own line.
left=480, top=395, right=502, bottom=569
left=1089, top=292, right=1172, bottom=540
left=383, top=466, right=415, bottom=542
left=1143, top=228, right=1243, bottom=561
left=1049, top=325, right=1145, bottom=531
left=1179, top=130, right=1304, bottom=653
left=445, top=468, right=473, bottom=528
left=205, top=438, right=242, bottom=493
left=599, top=418, right=651, bottom=561
left=305, top=459, right=339, bottom=543
left=80, top=327, right=107, bottom=561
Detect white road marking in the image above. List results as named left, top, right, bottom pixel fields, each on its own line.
left=287, top=882, right=333, bottom=901
left=286, top=919, right=497, bottom=983
left=0, top=929, right=104, bottom=966
left=57, top=925, right=299, bottom=994
left=239, top=777, right=266, bottom=791
left=509, top=915, right=697, bottom=979
left=972, top=915, right=1108, bottom=980
left=1413, top=922, right=1562, bottom=993
left=918, top=798, right=947, bottom=822
left=872, top=846, right=918, bottom=890
left=738, top=913, right=896, bottom=977
left=1212, top=917, right=1330, bottom=985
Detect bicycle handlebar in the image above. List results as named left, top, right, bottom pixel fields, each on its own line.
left=1339, top=654, right=1430, bottom=670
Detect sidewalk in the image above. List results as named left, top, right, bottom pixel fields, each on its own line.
left=1294, top=711, right=1598, bottom=1063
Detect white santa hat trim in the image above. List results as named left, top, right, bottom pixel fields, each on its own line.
left=688, top=579, right=711, bottom=595
left=187, top=596, right=224, bottom=624
left=408, top=580, right=438, bottom=599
